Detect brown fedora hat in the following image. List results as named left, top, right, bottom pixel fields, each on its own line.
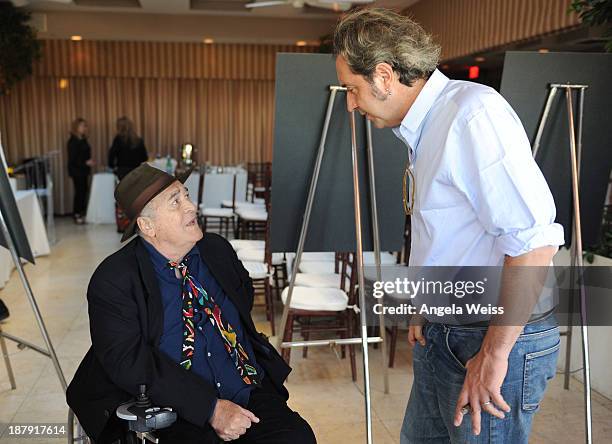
left=115, top=164, right=192, bottom=242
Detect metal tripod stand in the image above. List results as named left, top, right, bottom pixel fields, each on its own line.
left=0, top=138, right=70, bottom=440
left=275, top=86, right=390, bottom=444
left=532, top=82, right=592, bottom=444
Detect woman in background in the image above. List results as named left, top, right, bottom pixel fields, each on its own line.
left=107, top=116, right=148, bottom=180
left=67, top=117, right=94, bottom=224
left=108, top=116, right=148, bottom=233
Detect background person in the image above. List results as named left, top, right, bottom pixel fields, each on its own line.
left=108, top=116, right=148, bottom=180
left=108, top=116, right=148, bottom=232
left=67, top=117, right=94, bottom=224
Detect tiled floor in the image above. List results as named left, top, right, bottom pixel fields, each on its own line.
left=0, top=220, right=610, bottom=443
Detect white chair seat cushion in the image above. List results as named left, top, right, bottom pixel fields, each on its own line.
left=236, top=209, right=267, bottom=221
left=363, top=252, right=397, bottom=265
left=229, top=239, right=265, bottom=251
left=222, top=200, right=266, bottom=210
left=237, top=248, right=284, bottom=265
left=298, top=261, right=336, bottom=274
left=241, top=261, right=269, bottom=280
left=281, top=286, right=348, bottom=311
left=294, top=273, right=344, bottom=288
left=300, top=252, right=336, bottom=262
left=199, top=207, right=234, bottom=217
left=253, top=197, right=265, bottom=204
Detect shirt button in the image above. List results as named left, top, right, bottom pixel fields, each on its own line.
left=216, top=382, right=221, bottom=388
left=198, top=326, right=203, bottom=331
left=207, top=352, right=211, bottom=357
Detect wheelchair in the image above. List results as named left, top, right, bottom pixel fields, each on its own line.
left=68, top=385, right=177, bottom=444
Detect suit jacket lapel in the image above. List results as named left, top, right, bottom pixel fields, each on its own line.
left=197, top=240, right=255, bottom=333
left=134, top=238, right=165, bottom=345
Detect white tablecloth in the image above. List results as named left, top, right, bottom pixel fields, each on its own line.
left=0, top=190, right=51, bottom=288
left=84, top=170, right=247, bottom=225
left=86, top=173, right=117, bottom=224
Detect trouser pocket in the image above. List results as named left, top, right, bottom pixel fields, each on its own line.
left=522, top=340, right=560, bottom=411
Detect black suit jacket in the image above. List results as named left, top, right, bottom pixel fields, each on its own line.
left=66, top=234, right=291, bottom=442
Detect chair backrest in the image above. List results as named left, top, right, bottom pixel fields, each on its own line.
left=230, top=173, right=237, bottom=209
left=197, top=166, right=206, bottom=212
left=263, top=193, right=273, bottom=267
left=247, top=162, right=272, bottom=203
left=341, top=253, right=359, bottom=305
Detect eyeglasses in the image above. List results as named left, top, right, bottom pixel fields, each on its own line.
left=402, top=161, right=415, bottom=216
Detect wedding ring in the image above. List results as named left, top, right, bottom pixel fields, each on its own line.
left=482, top=401, right=492, bottom=407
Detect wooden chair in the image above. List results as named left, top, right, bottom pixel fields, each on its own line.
left=280, top=253, right=358, bottom=381
left=387, top=215, right=411, bottom=367
left=240, top=260, right=275, bottom=335
left=247, top=162, right=272, bottom=201
left=236, top=165, right=271, bottom=239
left=235, top=207, right=289, bottom=334
left=198, top=168, right=235, bottom=238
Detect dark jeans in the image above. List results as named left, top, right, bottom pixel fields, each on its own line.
left=72, top=175, right=89, bottom=216
left=156, top=378, right=316, bottom=444
left=401, top=315, right=560, bottom=443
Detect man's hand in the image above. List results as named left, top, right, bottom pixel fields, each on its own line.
left=453, top=349, right=511, bottom=435
left=453, top=245, right=557, bottom=435
left=408, top=314, right=426, bottom=347
left=209, top=399, right=259, bottom=441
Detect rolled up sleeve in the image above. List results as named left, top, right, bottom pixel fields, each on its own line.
left=451, top=103, right=565, bottom=257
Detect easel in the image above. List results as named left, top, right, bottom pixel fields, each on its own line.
left=532, top=83, right=592, bottom=444
left=0, top=138, right=72, bottom=441
left=275, top=86, right=390, bottom=444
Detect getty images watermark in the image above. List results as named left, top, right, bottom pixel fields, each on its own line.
left=371, top=276, right=504, bottom=317
left=362, top=266, right=612, bottom=326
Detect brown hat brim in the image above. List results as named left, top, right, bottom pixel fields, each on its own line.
left=120, top=168, right=192, bottom=242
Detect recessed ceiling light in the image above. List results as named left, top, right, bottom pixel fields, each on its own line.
left=71, top=35, right=82, bottom=41
left=296, top=40, right=307, bottom=47
left=538, top=48, right=549, bottom=53
left=474, top=56, right=485, bottom=62
left=203, top=38, right=214, bottom=44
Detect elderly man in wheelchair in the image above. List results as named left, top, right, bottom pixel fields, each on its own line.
left=67, top=165, right=316, bottom=444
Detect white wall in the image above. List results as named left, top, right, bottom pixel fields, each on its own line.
left=554, top=248, right=612, bottom=400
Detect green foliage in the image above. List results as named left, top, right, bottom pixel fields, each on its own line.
left=569, top=0, right=612, bottom=51
left=0, top=3, right=42, bottom=95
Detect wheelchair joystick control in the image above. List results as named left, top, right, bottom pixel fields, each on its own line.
left=136, top=384, right=150, bottom=407
left=116, top=384, right=177, bottom=443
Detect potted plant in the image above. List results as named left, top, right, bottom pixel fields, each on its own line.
left=0, top=2, right=42, bottom=95
left=570, top=0, right=612, bottom=51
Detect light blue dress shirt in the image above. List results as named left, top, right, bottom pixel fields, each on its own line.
left=393, top=69, right=564, bottom=266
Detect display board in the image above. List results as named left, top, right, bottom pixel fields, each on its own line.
left=500, top=52, right=612, bottom=247
left=269, top=53, right=407, bottom=253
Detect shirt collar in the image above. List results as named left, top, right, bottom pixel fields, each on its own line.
left=141, top=238, right=200, bottom=273
left=393, top=69, right=449, bottom=152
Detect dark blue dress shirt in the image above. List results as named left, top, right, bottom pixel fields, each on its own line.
left=142, top=240, right=263, bottom=412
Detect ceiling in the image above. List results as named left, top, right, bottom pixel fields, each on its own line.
left=19, top=0, right=422, bottom=45
left=21, top=0, right=421, bottom=19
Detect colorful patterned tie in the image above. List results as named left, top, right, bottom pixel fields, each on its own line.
left=168, top=259, right=260, bottom=386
